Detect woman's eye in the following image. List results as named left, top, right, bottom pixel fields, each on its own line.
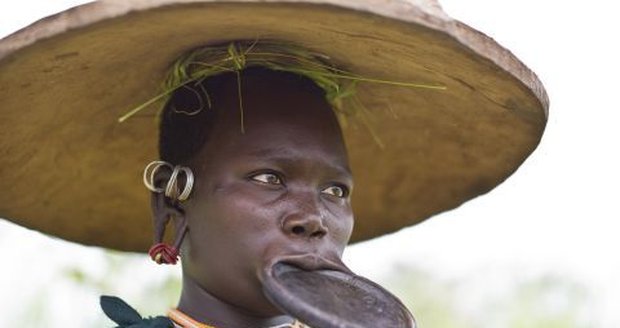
left=321, top=185, right=348, bottom=198
left=250, top=173, right=282, bottom=185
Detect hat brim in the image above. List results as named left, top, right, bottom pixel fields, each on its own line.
left=0, top=0, right=548, bottom=252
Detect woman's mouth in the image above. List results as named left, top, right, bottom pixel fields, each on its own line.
left=270, top=253, right=352, bottom=274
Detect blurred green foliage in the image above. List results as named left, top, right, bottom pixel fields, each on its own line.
left=382, top=264, right=592, bottom=328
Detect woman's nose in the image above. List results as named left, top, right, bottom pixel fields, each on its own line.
left=282, top=207, right=328, bottom=239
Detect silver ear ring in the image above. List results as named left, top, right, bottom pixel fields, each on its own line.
left=164, top=165, right=182, bottom=199
left=143, top=161, right=173, bottom=192
left=143, top=160, right=194, bottom=202
left=177, top=167, right=194, bottom=202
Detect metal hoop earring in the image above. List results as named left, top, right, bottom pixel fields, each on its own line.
left=177, top=167, right=194, bottom=201
left=164, top=166, right=182, bottom=199
left=143, top=161, right=173, bottom=192
left=143, top=160, right=194, bottom=202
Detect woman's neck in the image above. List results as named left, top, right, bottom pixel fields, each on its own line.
left=177, top=275, right=293, bottom=328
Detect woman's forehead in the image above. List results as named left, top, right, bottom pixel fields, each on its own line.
left=200, top=114, right=351, bottom=176
left=196, top=68, right=349, bottom=166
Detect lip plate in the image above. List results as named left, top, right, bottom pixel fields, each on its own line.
left=262, top=261, right=416, bottom=328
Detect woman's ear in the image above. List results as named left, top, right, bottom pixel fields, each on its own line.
left=148, top=163, right=192, bottom=245
left=144, top=161, right=193, bottom=264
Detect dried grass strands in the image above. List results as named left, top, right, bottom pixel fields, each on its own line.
left=118, top=40, right=446, bottom=145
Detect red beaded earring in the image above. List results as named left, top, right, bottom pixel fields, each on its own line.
left=148, top=243, right=179, bottom=265
left=148, top=223, right=187, bottom=265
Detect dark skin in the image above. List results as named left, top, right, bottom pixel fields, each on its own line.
left=151, top=71, right=354, bottom=328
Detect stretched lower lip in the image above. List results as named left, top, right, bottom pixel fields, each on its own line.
left=273, top=253, right=352, bottom=274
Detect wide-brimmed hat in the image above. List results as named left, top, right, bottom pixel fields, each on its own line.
left=0, top=0, right=548, bottom=252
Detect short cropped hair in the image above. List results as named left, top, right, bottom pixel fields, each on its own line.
left=158, top=67, right=326, bottom=165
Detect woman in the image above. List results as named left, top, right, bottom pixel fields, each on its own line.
left=0, top=1, right=548, bottom=327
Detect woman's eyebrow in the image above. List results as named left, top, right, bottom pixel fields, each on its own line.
left=247, top=147, right=352, bottom=178
left=247, top=147, right=292, bottom=158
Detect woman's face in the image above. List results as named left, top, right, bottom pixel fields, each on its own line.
left=180, top=72, right=354, bottom=316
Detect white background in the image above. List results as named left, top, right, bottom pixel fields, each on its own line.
left=1, top=1, right=619, bottom=327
